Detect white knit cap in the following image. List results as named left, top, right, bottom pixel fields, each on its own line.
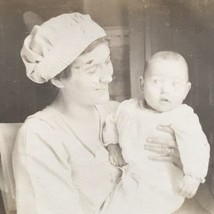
left=21, top=13, right=107, bottom=83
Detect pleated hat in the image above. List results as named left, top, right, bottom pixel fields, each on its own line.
left=21, top=13, right=106, bottom=83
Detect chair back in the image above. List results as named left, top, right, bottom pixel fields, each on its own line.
left=0, top=123, right=22, bottom=214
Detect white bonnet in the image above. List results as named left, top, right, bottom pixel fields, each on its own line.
left=21, top=13, right=107, bottom=83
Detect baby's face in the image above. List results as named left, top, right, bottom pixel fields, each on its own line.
left=142, top=59, right=191, bottom=112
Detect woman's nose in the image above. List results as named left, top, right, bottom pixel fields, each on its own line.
left=100, top=64, right=113, bottom=83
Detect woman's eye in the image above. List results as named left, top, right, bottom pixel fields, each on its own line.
left=85, top=66, right=96, bottom=74
left=152, top=79, right=160, bottom=84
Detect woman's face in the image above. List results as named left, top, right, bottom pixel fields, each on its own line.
left=61, top=43, right=113, bottom=105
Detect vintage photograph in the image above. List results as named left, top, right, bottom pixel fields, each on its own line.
left=0, top=0, right=214, bottom=213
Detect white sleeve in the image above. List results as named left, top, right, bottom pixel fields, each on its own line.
left=171, top=108, right=210, bottom=183
left=102, top=99, right=135, bottom=147
left=103, top=113, right=119, bottom=146
left=13, top=120, right=84, bottom=214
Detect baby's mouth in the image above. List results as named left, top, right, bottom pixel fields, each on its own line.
left=160, top=98, right=169, bottom=103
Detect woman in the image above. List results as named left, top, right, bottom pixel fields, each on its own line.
left=12, top=12, right=207, bottom=214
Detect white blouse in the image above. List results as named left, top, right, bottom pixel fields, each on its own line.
left=13, top=102, right=120, bottom=214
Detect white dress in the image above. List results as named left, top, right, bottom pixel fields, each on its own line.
left=13, top=102, right=121, bottom=214
left=102, top=98, right=210, bottom=214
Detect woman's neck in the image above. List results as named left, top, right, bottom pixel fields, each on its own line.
left=50, top=92, right=97, bottom=121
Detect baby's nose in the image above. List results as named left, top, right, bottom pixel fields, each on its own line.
left=161, top=82, right=171, bottom=93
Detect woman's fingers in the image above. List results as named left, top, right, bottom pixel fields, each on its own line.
left=148, top=155, right=172, bottom=162
left=157, top=125, right=175, bottom=136
left=145, top=143, right=182, bottom=168
left=145, top=141, right=177, bottom=155
left=145, top=124, right=176, bottom=148
left=144, top=125, right=183, bottom=168
left=145, top=143, right=171, bottom=155
left=146, top=136, right=176, bottom=148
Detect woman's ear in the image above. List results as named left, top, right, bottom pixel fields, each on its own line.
left=50, top=78, right=64, bottom=88
left=140, top=76, right=144, bottom=91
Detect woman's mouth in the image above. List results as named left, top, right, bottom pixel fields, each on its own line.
left=95, top=87, right=108, bottom=91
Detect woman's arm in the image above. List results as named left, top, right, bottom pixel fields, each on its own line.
left=13, top=119, right=83, bottom=214
left=144, top=125, right=183, bottom=168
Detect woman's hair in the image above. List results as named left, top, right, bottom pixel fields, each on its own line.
left=54, top=36, right=109, bottom=81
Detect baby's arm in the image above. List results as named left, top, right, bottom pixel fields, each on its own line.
left=106, top=144, right=126, bottom=167
left=177, top=175, right=200, bottom=198
left=171, top=106, right=210, bottom=198
left=103, top=113, right=126, bottom=167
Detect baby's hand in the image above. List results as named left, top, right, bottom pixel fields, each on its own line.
left=177, top=175, right=200, bottom=198
left=106, top=144, right=126, bottom=167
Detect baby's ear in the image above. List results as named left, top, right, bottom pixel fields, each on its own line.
left=184, top=82, right=191, bottom=99
left=50, top=78, right=64, bottom=88
left=140, top=76, right=144, bottom=90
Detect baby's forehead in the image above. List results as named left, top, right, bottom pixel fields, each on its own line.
left=150, top=56, right=186, bottom=67
left=148, top=57, right=188, bottom=71
left=145, top=57, right=189, bottom=80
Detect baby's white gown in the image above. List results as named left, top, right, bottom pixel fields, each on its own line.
left=102, top=98, right=209, bottom=214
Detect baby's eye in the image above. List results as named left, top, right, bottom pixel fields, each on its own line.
left=105, top=56, right=111, bottom=65
left=172, top=81, right=180, bottom=87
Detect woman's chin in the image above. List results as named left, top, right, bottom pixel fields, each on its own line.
left=94, top=94, right=110, bottom=104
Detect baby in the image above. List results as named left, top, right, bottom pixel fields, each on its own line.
left=102, top=51, right=210, bottom=214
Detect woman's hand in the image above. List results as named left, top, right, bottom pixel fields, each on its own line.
left=144, top=125, right=183, bottom=168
